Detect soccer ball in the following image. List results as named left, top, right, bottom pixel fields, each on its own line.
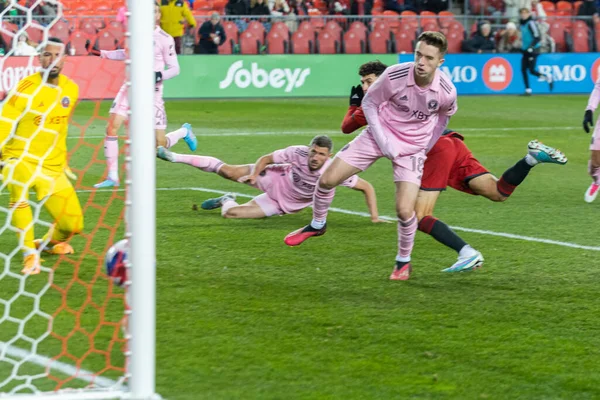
left=105, top=239, right=128, bottom=287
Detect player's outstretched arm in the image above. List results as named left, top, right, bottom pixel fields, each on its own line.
left=238, top=152, right=275, bottom=185
left=351, top=178, right=390, bottom=223
left=159, top=36, right=181, bottom=81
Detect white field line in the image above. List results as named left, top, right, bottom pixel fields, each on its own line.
left=87, top=186, right=600, bottom=252
left=0, top=341, right=121, bottom=389
left=65, top=126, right=581, bottom=140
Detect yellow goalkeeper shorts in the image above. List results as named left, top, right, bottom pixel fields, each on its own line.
left=2, top=158, right=73, bottom=203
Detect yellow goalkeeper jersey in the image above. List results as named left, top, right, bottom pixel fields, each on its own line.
left=0, top=72, right=79, bottom=172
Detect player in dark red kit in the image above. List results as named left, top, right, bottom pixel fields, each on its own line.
left=342, top=61, right=568, bottom=272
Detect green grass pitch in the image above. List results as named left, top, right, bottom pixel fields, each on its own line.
left=1, top=95, right=600, bottom=399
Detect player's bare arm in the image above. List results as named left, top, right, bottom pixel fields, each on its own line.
left=351, top=177, right=390, bottom=223
left=238, top=153, right=275, bottom=185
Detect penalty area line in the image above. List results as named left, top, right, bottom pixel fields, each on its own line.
left=89, top=186, right=600, bottom=252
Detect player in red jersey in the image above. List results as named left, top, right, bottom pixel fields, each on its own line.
left=341, top=61, right=568, bottom=273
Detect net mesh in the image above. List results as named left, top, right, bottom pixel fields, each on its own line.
left=0, top=0, right=129, bottom=396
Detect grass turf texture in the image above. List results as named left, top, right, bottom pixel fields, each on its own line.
left=1, top=95, right=599, bottom=399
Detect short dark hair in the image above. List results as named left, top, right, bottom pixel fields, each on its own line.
left=416, top=31, right=448, bottom=55
left=310, top=135, right=333, bottom=152
left=359, top=61, right=388, bottom=77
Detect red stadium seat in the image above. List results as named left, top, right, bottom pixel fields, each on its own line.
left=549, top=20, right=568, bottom=51
left=393, top=30, right=414, bottom=53
left=246, top=21, right=266, bottom=44
left=297, top=21, right=316, bottom=40
left=540, top=1, right=555, bottom=12
left=49, top=21, right=71, bottom=43
left=445, top=30, right=463, bottom=53
left=419, top=10, right=438, bottom=26
left=271, top=22, right=290, bottom=39
left=218, top=38, right=233, bottom=54
left=371, top=19, right=391, bottom=36
left=223, top=21, right=239, bottom=44
left=266, top=30, right=287, bottom=54
left=448, top=21, right=465, bottom=37
left=317, top=31, right=338, bottom=53
left=349, top=21, right=368, bottom=41
left=368, top=30, right=389, bottom=53
left=239, top=31, right=260, bottom=54
left=421, top=21, right=440, bottom=32
left=96, top=29, right=118, bottom=50
left=574, top=0, right=583, bottom=13
left=438, top=10, right=455, bottom=28
left=343, top=30, right=364, bottom=53
left=324, top=20, right=343, bottom=41
left=556, top=1, right=572, bottom=11
left=291, top=31, right=312, bottom=53
left=79, top=20, right=98, bottom=36
left=571, top=27, right=589, bottom=52
left=572, top=20, right=588, bottom=31
left=68, top=30, right=92, bottom=55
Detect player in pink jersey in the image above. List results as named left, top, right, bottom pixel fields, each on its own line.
left=284, top=32, right=457, bottom=281
left=155, top=136, right=386, bottom=221
left=94, top=2, right=197, bottom=188
left=582, top=76, right=600, bottom=202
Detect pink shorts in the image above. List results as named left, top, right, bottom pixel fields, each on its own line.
left=246, top=164, right=285, bottom=217
left=109, top=84, right=167, bottom=130
left=336, top=130, right=426, bottom=185
left=591, top=121, right=600, bottom=151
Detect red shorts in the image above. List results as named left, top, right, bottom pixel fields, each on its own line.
left=420, top=135, right=489, bottom=195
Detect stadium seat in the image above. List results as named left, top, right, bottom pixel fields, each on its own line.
left=223, top=21, right=239, bottom=44
left=421, top=21, right=440, bottom=32
left=549, top=20, right=568, bottom=51
left=291, top=31, right=313, bottom=53
left=246, top=21, right=266, bottom=44
left=218, top=38, right=233, bottom=54
left=343, top=30, right=364, bottom=53
left=572, top=20, right=588, bottom=31
left=438, top=10, right=455, bottom=28
left=297, top=21, right=316, bottom=40
left=271, top=22, right=290, bottom=39
left=96, top=29, right=118, bottom=51
left=448, top=21, right=465, bottom=38
left=419, top=10, right=438, bottom=26
left=400, top=13, right=419, bottom=31
left=266, top=30, right=287, bottom=54
left=104, top=26, right=124, bottom=45
left=371, top=19, right=392, bottom=36
left=445, top=30, right=463, bottom=53
left=393, top=30, right=414, bottom=53
left=540, top=1, right=555, bottom=12
left=556, top=1, right=572, bottom=12
left=49, top=21, right=71, bottom=43
left=317, top=31, right=338, bottom=54
left=212, top=0, right=228, bottom=13
left=25, top=23, right=45, bottom=44
left=68, top=30, right=91, bottom=55
left=348, top=21, right=368, bottom=41
left=79, top=20, right=98, bottom=36
left=324, top=20, right=343, bottom=41
left=193, top=0, right=213, bottom=11
left=571, top=27, right=590, bottom=52
left=239, top=31, right=260, bottom=54
left=368, top=30, right=389, bottom=53
left=308, top=9, right=325, bottom=30
left=574, top=0, right=583, bottom=14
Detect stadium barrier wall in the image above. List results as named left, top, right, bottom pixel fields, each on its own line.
left=398, top=53, right=600, bottom=95
left=2, top=53, right=599, bottom=99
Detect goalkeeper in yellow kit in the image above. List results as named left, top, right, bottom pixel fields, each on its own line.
left=0, top=38, right=83, bottom=275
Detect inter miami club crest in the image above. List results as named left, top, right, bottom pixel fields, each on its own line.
left=61, top=96, right=70, bottom=108
left=427, top=99, right=438, bottom=111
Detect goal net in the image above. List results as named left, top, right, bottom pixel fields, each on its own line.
left=0, top=0, right=157, bottom=399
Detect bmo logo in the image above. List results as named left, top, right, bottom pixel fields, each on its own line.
left=483, top=57, right=513, bottom=91
left=591, top=58, right=600, bottom=83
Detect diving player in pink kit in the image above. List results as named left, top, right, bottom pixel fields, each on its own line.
left=284, top=31, right=457, bottom=281
left=583, top=77, right=600, bottom=202
left=155, top=136, right=386, bottom=221
left=94, top=2, right=197, bottom=188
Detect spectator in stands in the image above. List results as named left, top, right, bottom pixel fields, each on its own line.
left=270, top=0, right=291, bottom=15
left=462, top=20, right=496, bottom=53
left=384, top=0, right=416, bottom=13
left=419, top=0, right=449, bottom=13
left=251, top=0, right=272, bottom=14
left=497, top=21, right=522, bottom=52
left=160, top=0, right=196, bottom=54
left=329, top=0, right=350, bottom=15
left=13, top=32, right=37, bottom=56
left=195, top=12, right=226, bottom=54
left=0, top=34, right=7, bottom=56
left=578, top=0, right=599, bottom=28
left=227, top=0, right=249, bottom=14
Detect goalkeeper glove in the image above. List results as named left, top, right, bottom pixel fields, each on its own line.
left=584, top=109, right=594, bottom=133
left=155, top=71, right=163, bottom=83
left=349, top=84, right=364, bottom=107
